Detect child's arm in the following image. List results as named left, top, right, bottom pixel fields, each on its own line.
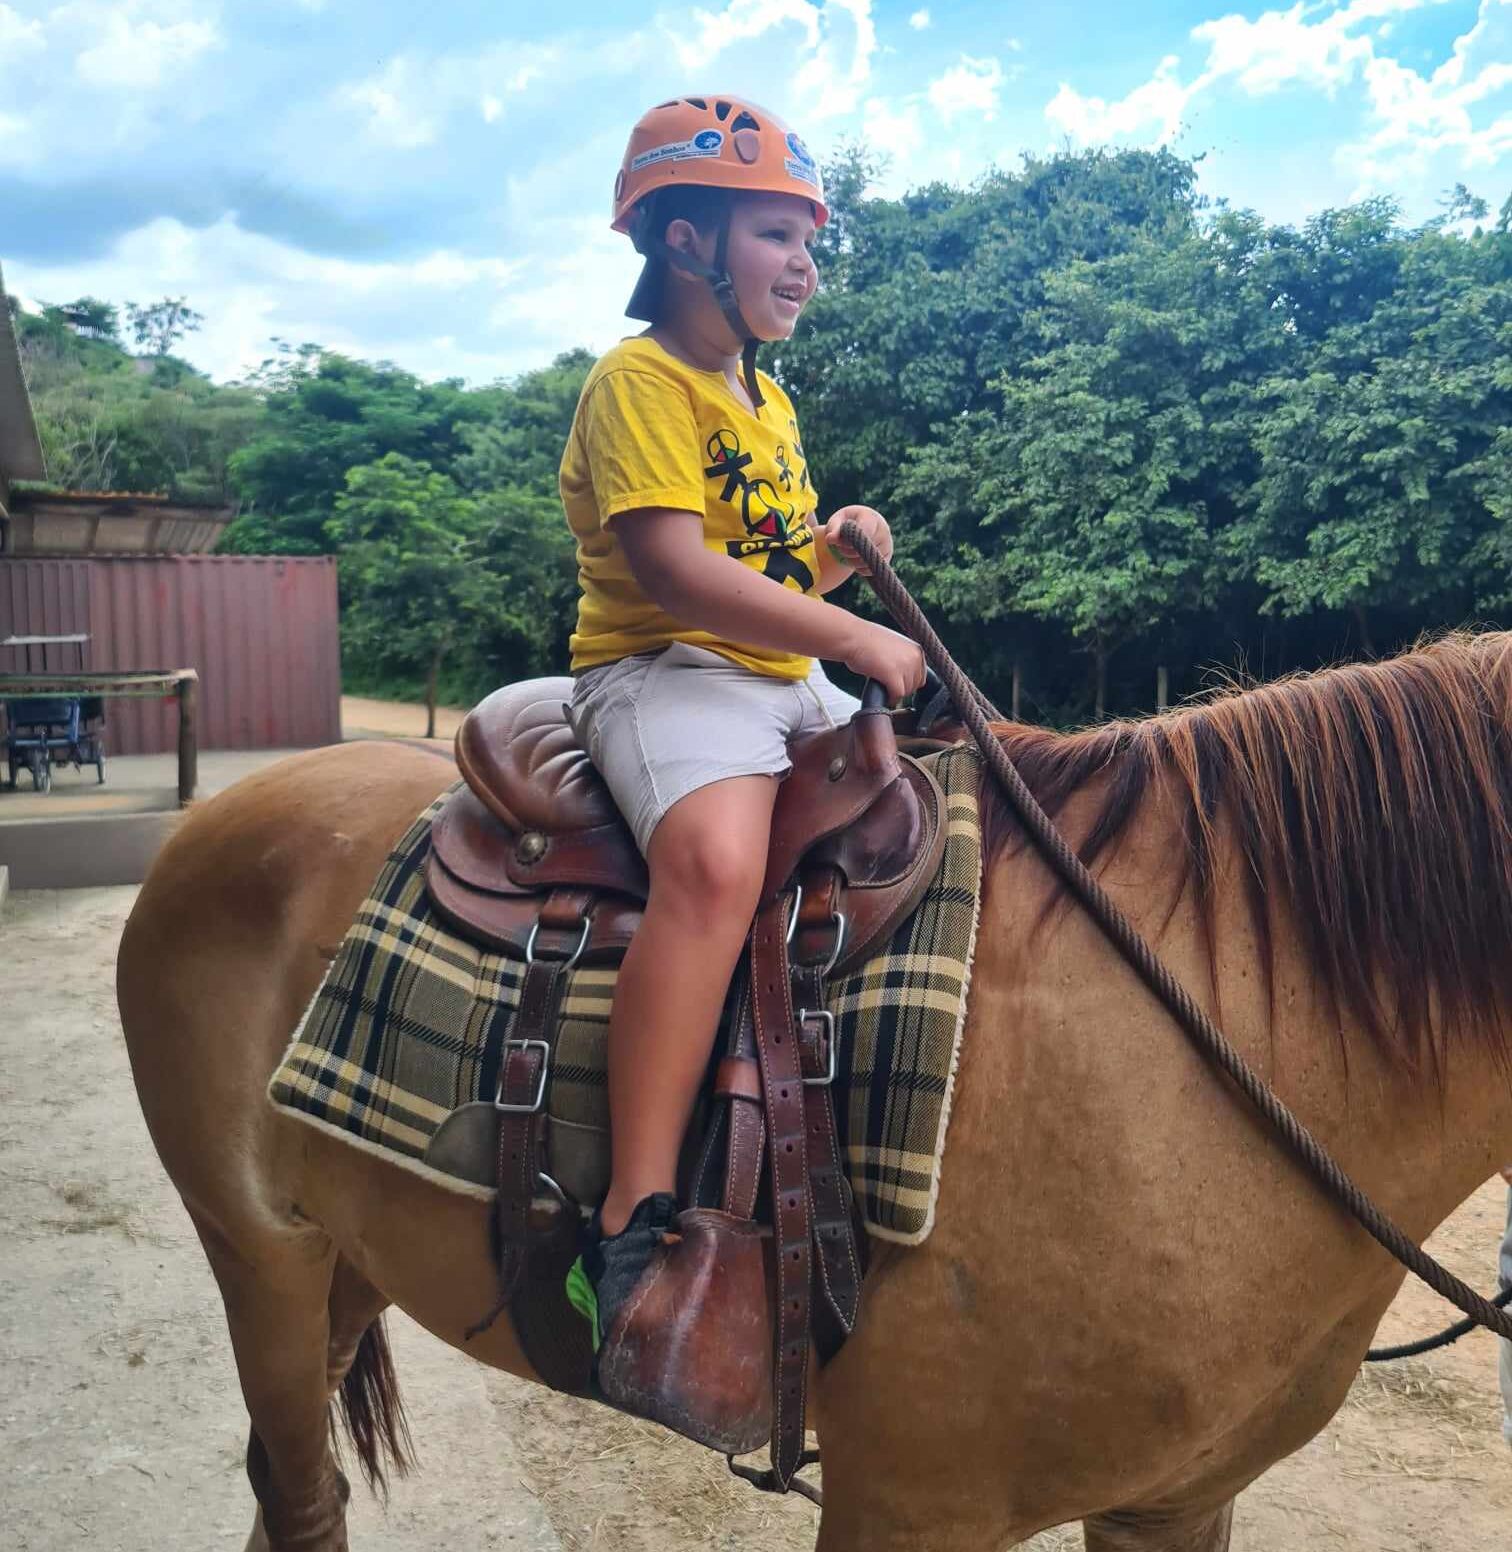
left=617, top=508, right=924, bottom=701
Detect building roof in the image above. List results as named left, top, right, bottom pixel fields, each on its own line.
left=2, top=488, right=235, bottom=556
left=0, top=260, right=46, bottom=484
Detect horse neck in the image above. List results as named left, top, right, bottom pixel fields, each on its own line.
left=1201, top=824, right=1512, bottom=1240
left=1062, top=776, right=1512, bottom=1239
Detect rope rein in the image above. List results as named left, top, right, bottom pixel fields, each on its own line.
left=839, top=519, right=1512, bottom=1347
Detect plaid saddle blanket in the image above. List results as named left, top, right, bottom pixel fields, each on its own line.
left=268, top=742, right=983, bottom=1245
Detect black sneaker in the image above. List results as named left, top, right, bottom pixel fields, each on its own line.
left=564, top=1192, right=679, bottom=1352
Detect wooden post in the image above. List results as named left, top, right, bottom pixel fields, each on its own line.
left=1157, top=664, right=1169, bottom=712
left=176, top=671, right=199, bottom=806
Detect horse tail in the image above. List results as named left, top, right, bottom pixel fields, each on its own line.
left=334, top=1317, right=415, bottom=1496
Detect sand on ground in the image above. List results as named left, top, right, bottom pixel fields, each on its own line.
left=1, top=882, right=1508, bottom=1551
left=341, top=695, right=468, bottom=744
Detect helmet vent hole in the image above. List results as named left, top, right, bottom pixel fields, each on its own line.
left=655, top=100, right=678, bottom=110
left=684, top=96, right=708, bottom=109
left=731, top=110, right=759, bottom=133
left=714, top=100, right=732, bottom=121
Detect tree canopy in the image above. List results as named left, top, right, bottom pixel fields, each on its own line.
left=15, top=147, right=1510, bottom=721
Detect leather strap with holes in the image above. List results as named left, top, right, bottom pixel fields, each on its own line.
left=792, top=961, right=863, bottom=1351
left=494, top=888, right=594, bottom=1392
left=749, top=891, right=815, bottom=1489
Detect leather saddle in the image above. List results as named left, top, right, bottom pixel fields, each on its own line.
left=421, top=674, right=948, bottom=1485
left=427, top=677, right=946, bottom=974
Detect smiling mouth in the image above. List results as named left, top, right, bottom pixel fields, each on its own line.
left=772, top=284, right=805, bottom=304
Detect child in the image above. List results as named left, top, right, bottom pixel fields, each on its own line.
left=559, top=95, right=925, bottom=1375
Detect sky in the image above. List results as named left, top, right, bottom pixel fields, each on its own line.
left=1, top=0, right=1508, bottom=388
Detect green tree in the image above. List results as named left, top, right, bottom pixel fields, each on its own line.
left=124, top=296, right=205, bottom=357
left=223, top=346, right=490, bottom=554
left=1225, top=208, right=1512, bottom=650
left=16, top=305, right=260, bottom=499
left=327, top=454, right=492, bottom=735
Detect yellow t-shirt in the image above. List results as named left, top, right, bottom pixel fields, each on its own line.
left=560, top=336, right=821, bottom=681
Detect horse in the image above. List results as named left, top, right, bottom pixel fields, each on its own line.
left=116, top=630, right=1512, bottom=1552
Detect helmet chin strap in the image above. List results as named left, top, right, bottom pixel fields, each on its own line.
left=634, top=208, right=766, bottom=410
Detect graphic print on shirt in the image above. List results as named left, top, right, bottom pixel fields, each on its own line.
left=785, top=417, right=810, bottom=496
left=704, top=427, right=814, bottom=592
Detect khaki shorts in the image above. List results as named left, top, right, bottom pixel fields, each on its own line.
left=566, top=639, right=861, bottom=855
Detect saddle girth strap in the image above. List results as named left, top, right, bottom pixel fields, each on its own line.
left=493, top=887, right=594, bottom=1393
left=789, top=865, right=864, bottom=1347
left=749, top=892, right=815, bottom=1490
left=792, top=961, right=863, bottom=1351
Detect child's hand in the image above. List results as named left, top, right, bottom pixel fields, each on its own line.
left=825, top=506, right=893, bottom=576
left=841, top=619, right=926, bottom=705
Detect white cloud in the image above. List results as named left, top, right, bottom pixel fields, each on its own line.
left=1043, top=0, right=1510, bottom=186
left=1046, top=54, right=1193, bottom=145
left=793, top=0, right=877, bottom=119
left=336, top=46, right=555, bottom=149
left=861, top=94, right=923, bottom=164
left=1190, top=3, right=1376, bottom=98
left=5, top=210, right=637, bottom=387
left=909, top=7, right=930, bottom=28
left=0, top=3, right=46, bottom=54
left=54, top=1, right=222, bottom=91
left=928, top=54, right=1005, bottom=123
left=667, top=0, right=822, bottom=69
left=337, top=58, right=440, bottom=150
left=1346, top=0, right=1512, bottom=183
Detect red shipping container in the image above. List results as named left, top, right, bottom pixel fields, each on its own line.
left=0, top=555, right=341, bottom=754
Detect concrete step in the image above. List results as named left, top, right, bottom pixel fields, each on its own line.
left=0, top=809, right=184, bottom=888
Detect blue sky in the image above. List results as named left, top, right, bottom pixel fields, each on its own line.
left=2, top=0, right=1508, bottom=387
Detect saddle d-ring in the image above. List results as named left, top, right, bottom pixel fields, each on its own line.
left=524, top=914, right=591, bottom=968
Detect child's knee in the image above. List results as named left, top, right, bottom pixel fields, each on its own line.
left=650, top=821, right=766, bottom=918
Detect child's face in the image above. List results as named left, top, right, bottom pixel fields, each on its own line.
left=720, top=192, right=819, bottom=342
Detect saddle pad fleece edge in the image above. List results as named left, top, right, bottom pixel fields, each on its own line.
left=268, top=741, right=984, bottom=1245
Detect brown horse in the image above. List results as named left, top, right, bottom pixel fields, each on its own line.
left=116, top=631, right=1512, bottom=1552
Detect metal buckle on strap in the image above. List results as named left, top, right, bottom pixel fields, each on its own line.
left=495, top=1038, right=550, bottom=1113
left=524, top=914, right=590, bottom=968
left=796, top=1009, right=837, bottom=1086
left=785, top=883, right=848, bottom=976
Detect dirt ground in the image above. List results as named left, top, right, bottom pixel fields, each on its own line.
left=341, top=695, right=468, bottom=744
left=1, top=882, right=1508, bottom=1550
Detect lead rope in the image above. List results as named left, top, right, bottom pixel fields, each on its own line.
left=838, top=519, right=1512, bottom=1346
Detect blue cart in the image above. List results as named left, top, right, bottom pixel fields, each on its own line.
left=3, top=695, right=107, bottom=792
left=1, top=634, right=108, bottom=793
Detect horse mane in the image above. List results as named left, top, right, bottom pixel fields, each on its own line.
left=980, top=631, right=1512, bottom=1075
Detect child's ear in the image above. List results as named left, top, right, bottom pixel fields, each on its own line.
left=664, top=218, right=699, bottom=256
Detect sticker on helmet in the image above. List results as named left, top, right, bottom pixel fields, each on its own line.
left=785, top=131, right=815, bottom=167
left=785, top=158, right=819, bottom=187
left=630, top=131, right=724, bottom=172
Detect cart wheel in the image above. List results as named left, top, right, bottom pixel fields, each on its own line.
left=31, top=752, right=50, bottom=793
left=96, top=752, right=106, bottom=784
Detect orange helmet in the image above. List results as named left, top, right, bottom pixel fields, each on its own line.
left=612, top=96, right=826, bottom=408
left=612, top=94, right=829, bottom=232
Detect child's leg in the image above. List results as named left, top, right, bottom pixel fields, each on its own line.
left=598, top=771, right=778, bottom=1235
